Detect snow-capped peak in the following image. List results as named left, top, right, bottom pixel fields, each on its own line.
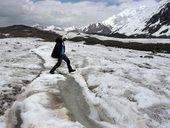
left=82, top=1, right=170, bottom=37
left=142, top=2, right=170, bottom=36
left=83, top=23, right=111, bottom=35
left=102, top=5, right=154, bottom=34
left=32, top=24, right=63, bottom=31
left=44, top=25, right=63, bottom=31
left=32, top=24, right=45, bottom=30
left=64, top=26, right=77, bottom=32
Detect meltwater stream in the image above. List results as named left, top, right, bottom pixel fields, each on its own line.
left=58, top=75, right=102, bottom=128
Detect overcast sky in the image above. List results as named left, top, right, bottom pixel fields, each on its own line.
left=0, top=0, right=162, bottom=27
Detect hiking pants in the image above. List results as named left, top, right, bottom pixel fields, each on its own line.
left=50, top=54, right=72, bottom=72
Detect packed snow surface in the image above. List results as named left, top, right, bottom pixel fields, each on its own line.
left=0, top=37, right=170, bottom=128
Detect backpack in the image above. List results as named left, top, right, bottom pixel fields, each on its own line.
left=51, top=37, right=62, bottom=58
left=51, top=42, right=60, bottom=58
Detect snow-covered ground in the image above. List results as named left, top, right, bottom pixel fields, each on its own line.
left=0, top=38, right=46, bottom=127
left=0, top=37, right=170, bottom=128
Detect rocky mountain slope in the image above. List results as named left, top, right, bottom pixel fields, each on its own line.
left=83, top=23, right=111, bottom=35
left=83, top=2, right=170, bottom=38
left=142, top=2, right=170, bottom=36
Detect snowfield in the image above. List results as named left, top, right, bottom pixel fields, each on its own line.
left=0, top=38, right=170, bottom=128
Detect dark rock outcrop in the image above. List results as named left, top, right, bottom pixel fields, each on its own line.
left=143, top=2, right=170, bottom=35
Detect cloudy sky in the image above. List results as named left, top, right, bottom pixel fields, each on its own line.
left=0, top=0, right=162, bottom=28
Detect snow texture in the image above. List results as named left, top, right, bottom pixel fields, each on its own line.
left=0, top=37, right=170, bottom=128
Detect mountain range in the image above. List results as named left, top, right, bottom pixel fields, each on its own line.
left=31, top=1, right=170, bottom=38
left=83, top=1, right=170, bottom=38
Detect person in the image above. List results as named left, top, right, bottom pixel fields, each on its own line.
left=49, top=36, right=76, bottom=74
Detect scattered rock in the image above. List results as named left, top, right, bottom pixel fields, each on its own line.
left=137, top=63, right=152, bottom=69
left=144, top=55, right=154, bottom=59
left=71, top=49, right=76, bottom=52
left=7, top=50, right=12, bottom=52
left=140, top=55, right=154, bottom=58
left=151, top=50, right=157, bottom=54
left=88, top=85, right=98, bottom=91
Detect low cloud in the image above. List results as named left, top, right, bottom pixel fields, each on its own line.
left=0, top=0, right=160, bottom=27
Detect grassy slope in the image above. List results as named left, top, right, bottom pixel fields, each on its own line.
left=0, top=25, right=60, bottom=42
left=68, top=36, right=170, bottom=53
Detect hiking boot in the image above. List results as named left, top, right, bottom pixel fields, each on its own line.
left=69, top=69, right=76, bottom=73
left=49, top=70, right=55, bottom=74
